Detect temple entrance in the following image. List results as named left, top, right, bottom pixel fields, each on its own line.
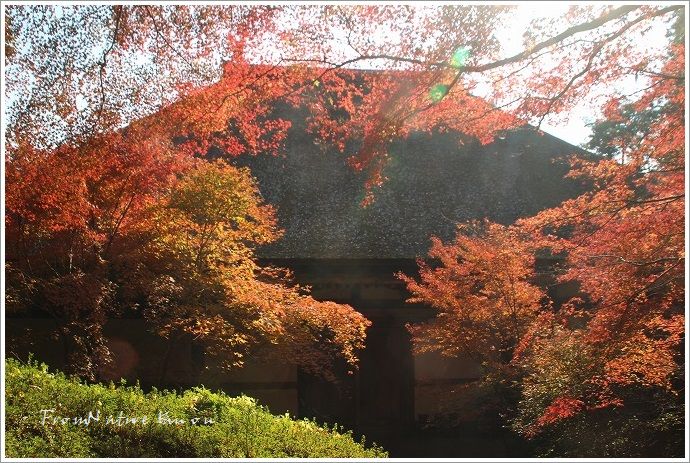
left=297, top=313, right=415, bottom=445
left=356, top=317, right=414, bottom=433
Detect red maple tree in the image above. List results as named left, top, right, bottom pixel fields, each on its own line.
left=3, top=5, right=685, bottom=454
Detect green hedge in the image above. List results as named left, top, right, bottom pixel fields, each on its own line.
left=4, top=358, right=386, bottom=458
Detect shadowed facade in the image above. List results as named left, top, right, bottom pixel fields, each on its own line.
left=217, top=111, right=586, bottom=454
left=7, top=98, right=587, bottom=457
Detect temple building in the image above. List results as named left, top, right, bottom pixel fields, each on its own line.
left=7, top=94, right=587, bottom=456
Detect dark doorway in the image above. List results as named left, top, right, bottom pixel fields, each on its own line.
left=297, top=313, right=415, bottom=450
left=357, top=317, right=414, bottom=433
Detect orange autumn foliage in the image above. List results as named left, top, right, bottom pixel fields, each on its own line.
left=10, top=6, right=680, bottom=205
left=512, top=43, right=685, bottom=434
left=4, top=6, right=685, bottom=447
left=399, top=222, right=545, bottom=367
left=6, top=143, right=370, bottom=380
left=400, top=31, right=684, bottom=440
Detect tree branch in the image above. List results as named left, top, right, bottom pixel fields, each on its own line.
left=94, top=5, right=122, bottom=128
left=535, top=5, right=680, bottom=127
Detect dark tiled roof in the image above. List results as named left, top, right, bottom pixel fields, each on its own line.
left=227, top=107, right=587, bottom=259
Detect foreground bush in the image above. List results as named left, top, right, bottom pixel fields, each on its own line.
left=4, top=359, right=386, bottom=458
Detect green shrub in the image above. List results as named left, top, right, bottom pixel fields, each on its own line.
left=4, top=358, right=387, bottom=458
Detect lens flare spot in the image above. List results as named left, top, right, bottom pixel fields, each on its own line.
left=450, top=46, right=471, bottom=68
left=429, top=84, right=448, bottom=102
